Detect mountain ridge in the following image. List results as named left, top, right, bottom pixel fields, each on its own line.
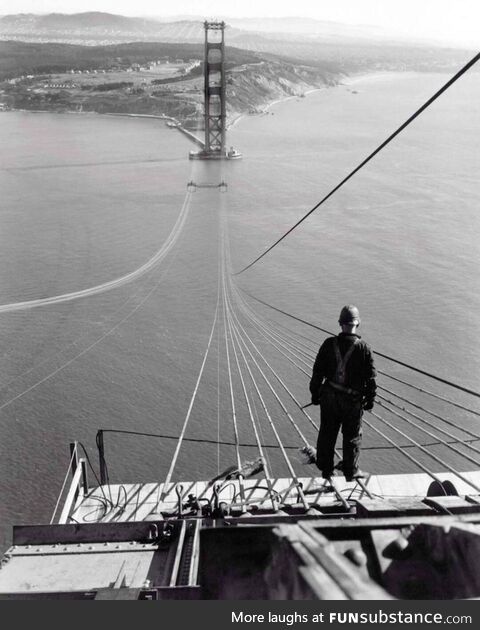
left=0, top=11, right=470, bottom=50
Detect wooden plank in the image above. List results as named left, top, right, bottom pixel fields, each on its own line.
left=284, top=525, right=391, bottom=600
left=424, top=496, right=480, bottom=514
left=355, top=498, right=434, bottom=518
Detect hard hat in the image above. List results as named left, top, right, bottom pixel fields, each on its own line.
left=339, top=305, right=361, bottom=325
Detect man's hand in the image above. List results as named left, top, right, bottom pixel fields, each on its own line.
left=363, top=399, right=374, bottom=411
left=311, top=397, right=320, bottom=406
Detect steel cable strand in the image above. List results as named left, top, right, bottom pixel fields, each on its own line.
left=222, top=278, right=278, bottom=510
left=232, top=299, right=468, bottom=471
left=155, top=291, right=221, bottom=509
left=245, top=318, right=480, bottom=467
left=376, top=398, right=480, bottom=469
left=236, top=52, right=480, bottom=275
left=226, top=253, right=318, bottom=440
left=244, top=294, right=480, bottom=434
left=253, top=311, right=480, bottom=420
left=361, top=415, right=446, bottom=487
left=231, top=284, right=318, bottom=360
left=226, top=307, right=309, bottom=510
left=261, top=316, right=323, bottom=352
left=238, top=302, right=319, bottom=359
left=238, top=308, right=480, bottom=453
left=222, top=227, right=317, bottom=443
left=244, top=312, right=480, bottom=454
left=0, top=241, right=185, bottom=415
left=223, top=270, right=309, bottom=501
left=224, top=235, right=319, bottom=436
left=377, top=388, right=480, bottom=445
left=226, top=288, right=311, bottom=448
left=220, top=214, right=275, bottom=478
left=225, top=296, right=342, bottom=496
left=229, top=297, right=320, bottom=435
left=369, top=410, right=480, bottom=493
left=233, top=298, right=315, bottom=370
left=245, top=313, right=480, bottom=466
left=378, top=371, right=480, bottom=419
left=240, top=292, right=480, bottom=400
left=0, top=190, right=193, bottom=313
left=236, top=302, right=315, bottom=373
left=228, top=292, right=363, bottom=468
left=224, top=307, right=278, bottom=511
left=220, top=260, right=247, bottom=510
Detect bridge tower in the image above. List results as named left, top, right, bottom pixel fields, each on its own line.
left=203, top=20, right=226, bottom=157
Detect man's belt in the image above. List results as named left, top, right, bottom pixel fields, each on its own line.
left=327, top=380, right=361, bottom=397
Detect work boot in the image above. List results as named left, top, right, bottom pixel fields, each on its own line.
left=345, top=470, right=367, bottom=482
left=322, top=470, right=336, bottom=480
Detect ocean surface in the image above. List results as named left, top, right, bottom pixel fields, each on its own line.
left=0, top=71, right=479, bottom=549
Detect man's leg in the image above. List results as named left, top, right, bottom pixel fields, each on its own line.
left=341, top=400, right=363, bottom=479
left=316, top=390, right=341, bottom=478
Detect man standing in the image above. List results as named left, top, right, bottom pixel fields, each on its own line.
left=309, top=305, right=376, bottom=481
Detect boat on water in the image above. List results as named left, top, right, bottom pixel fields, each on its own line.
left=227, top=147, right=242, bottom=160
left=188, top=147, right=242, bottom=160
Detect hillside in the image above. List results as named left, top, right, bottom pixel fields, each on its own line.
left=0, top=41, right=336, bottom=124
left=0, top=41, right=260, bottom=81
left=0, top=13, right=473, bottom=125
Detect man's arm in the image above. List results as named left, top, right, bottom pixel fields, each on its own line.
left=363, top=345, right=377, bottom=410
left=310, top=340, right=328, bottom=404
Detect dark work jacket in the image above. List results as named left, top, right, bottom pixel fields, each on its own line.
left=309, top=333, right=377, bottom=404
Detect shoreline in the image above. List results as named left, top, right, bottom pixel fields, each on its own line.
left=4, top=70, right=430, bottom=130
left=226, top=85, right=329, bottom=130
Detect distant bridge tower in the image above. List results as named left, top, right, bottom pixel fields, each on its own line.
left=203, top=20, right=226, bottom=156
left=189, top=20, right=241, bottom=160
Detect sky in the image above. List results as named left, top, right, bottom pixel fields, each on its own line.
left=0, top=0, right=479, bottom=48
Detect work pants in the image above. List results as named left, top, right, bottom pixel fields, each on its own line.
left=316, top=386, right=363, bottom=478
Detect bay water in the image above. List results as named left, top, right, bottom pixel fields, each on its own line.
left=0, top=71, right=479, bottom=549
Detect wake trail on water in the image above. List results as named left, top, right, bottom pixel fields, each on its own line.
left=0, top=191, right=192, bottom=314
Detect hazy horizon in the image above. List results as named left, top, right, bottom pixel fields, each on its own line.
left=0, top=1, right=479, bottom=48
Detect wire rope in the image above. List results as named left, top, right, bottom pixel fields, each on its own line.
left=236, top=53, right=480, bottom=274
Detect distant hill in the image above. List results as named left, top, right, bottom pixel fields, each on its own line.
left=0, top=40, right=260, bottom=80
left=0, top=11, right=470, bottom=49
left=0, top=12, right=206, bottom=43
left=0, top=12, right=471, bottom=75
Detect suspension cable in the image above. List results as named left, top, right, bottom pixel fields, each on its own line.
left=249, top=308, right=480, bottom=461
left=243, top=306, right=480, bottom=449
left=227, top=309, right=309, bottom=509
left=377, top=398, right=480, bottom=469
left=362, top=415, right=446, bottom=486
left=221, top=263, right=247, bottom=509
left=223, top=278, right=278, bottom=510
left=379, top=386, right=480, bottom=441
left=234, top=293, right=480, bottom=469
left=370, top=410, right=480, bottom=493
left=379, top=371, right=480, bottom=417
left=227, top=291, right=311, bottom=446
left=245, top=306, right=480, bottom=449
left=242, top=291, right=480, bottom=398
left=236, top=52, right=480, bottom=275
left=225, top=311, right=278, bottom=509
left=156, top=296, right=220, bottom=507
